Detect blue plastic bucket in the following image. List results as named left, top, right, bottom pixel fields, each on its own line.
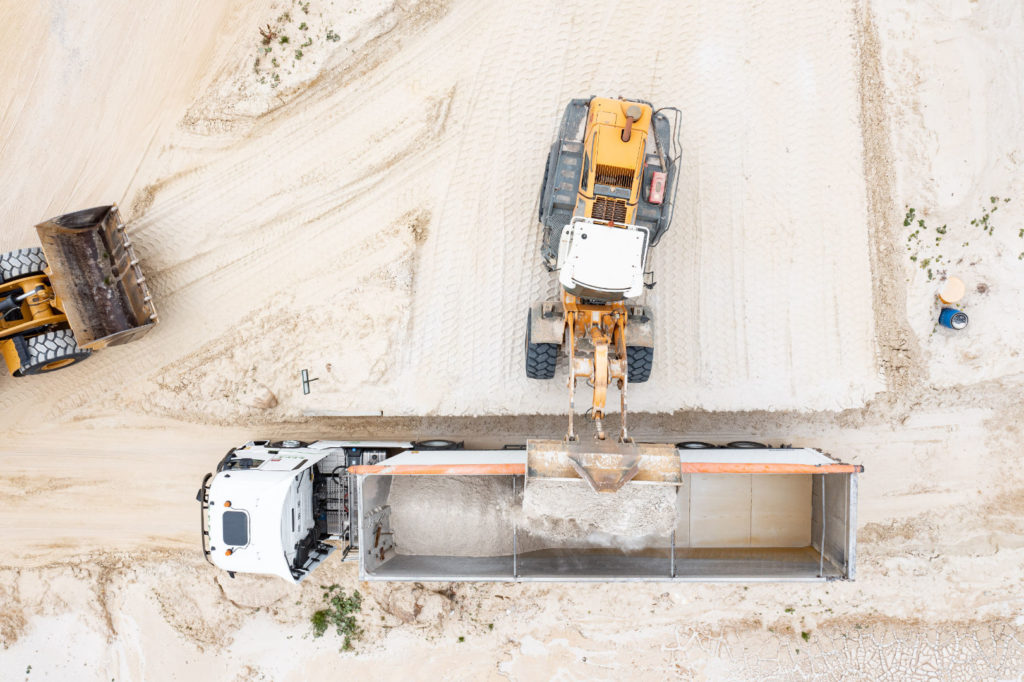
left=939, top=307, right=968, bottom=330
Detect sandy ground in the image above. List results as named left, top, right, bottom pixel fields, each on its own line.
left=2, top=0, right=1024, bottom=679
left=0, top=0, right=882, bottom=427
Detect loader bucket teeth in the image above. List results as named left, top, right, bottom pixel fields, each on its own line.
left=567, top=451, right=640, bottom=493
left=527, top=439, right=680, bottom=493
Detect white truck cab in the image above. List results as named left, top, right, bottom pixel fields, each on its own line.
left=198, top=439, right=414, bottom=582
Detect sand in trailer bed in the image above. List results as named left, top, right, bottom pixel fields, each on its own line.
left=519, top=480, right=677, bottom=549
left=388, top=476, right=518, bottom=557
left=387, top=475, right=677, bottom=556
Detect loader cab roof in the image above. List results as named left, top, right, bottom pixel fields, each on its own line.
left=557, top=217, right=649, bottom=300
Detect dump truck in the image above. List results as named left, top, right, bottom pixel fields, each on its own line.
left=0, top=205, right=157, bottom=376
left=198, top=439, right=861, bottom=583
left=526, top=97, right=684, bottom=492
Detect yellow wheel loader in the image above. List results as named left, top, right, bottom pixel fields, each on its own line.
left=527, top=96, right=681, bottom=492
left=0, top=205, right=157, bottom=377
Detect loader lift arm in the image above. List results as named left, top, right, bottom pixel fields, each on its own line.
left=563, top=294, right=631, bottom=443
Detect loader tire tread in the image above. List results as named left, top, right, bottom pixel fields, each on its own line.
left=14, top=329, right=91, bottom=376
left=0, top=247, right=47, bottom=283
left=626, top=345, right=653, bottom=383
left=525, top=314, right=558, bottom=380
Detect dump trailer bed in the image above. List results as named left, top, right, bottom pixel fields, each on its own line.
left=200, top=440, right=861, bottom=583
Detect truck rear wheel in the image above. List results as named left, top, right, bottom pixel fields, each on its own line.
left=13, top=329, right=91, bottom=376
left=626, top=346, right=653, bottom=383
left=413, top=440, right=464, bottom=450
left=676, top=441, right=717, bottom=449
left=525, top=314, right=558, bottom=379
left=0, top=247, right=47, bottom=283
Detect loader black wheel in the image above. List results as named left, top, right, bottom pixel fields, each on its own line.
left=413, top=440, right=464, bottom=450
left=525, top=314, right=558, bottom=380
left=13, top=329, right=91, bottom=376
left=0, top=247, right=47, bottom=284
left=728, top=441, right=770, bottom=449
left=626, top=345, right=653, bottom=383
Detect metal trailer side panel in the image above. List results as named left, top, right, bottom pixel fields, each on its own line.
left=356, top=474, right=393, bottom=580
left=811, top=472, right=857, bottom=580
left=847, top=474, right=858, bottom=580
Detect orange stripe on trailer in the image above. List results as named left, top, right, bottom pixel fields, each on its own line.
left=349, top=462, right=861, bottom=476
left=348, top=463, right=527, bottom=476
left=679, top=462, right=863, bottom=474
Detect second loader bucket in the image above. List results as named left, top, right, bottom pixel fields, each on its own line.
left=36, top=205, right=157, bottom=350
left=527, top=439, right=680, bottom=493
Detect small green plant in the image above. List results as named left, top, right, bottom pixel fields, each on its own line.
left=299, top=22, right=308, bottom=30
left=457, top=636, right=465, bottom=643
left=801, top=631, right=811, bottom=641
left=311, top=585, right=363, bottom=650
left=301, top=2, right=311, bottom=14
left=488, top=623, right=494, bottom=630
left=278, top=11, right=292, bottom=23
left=784, top=607, right=794, bottom=613
left=280, top=35, right=290, bottom=44
left=326, top=29, right=340, bottom=42
left=301, top=37, right=313, bottom=48
left=295, top=50, right=303, bottom=60
left=271, top=57, right=279, bottom=68
left=903, top=207, right=916, bottom=227
left=969, top=196, right=1008, bottom=236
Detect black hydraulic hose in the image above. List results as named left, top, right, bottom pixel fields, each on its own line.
left=651, top=106, right=684, bottom=247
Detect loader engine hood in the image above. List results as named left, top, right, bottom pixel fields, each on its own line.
left=206, top=466, right=328, bottom=582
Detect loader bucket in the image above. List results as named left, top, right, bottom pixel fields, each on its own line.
left=36, top=205, right=157, bottom=350
left=527, top=439, right=680, bottom=493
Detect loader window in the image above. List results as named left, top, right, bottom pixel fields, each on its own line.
left=223, top=511, right=249, bottom=546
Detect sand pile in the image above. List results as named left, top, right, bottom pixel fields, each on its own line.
left=519, top=480, right=677, bottom=549
left=388, top=476, right=517, bottom=557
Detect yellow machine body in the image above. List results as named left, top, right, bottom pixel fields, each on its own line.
left=576, top=97, right=653, bottom=225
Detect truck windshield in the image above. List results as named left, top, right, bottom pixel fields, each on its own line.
left=223, top=510, right=249, bottom=546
